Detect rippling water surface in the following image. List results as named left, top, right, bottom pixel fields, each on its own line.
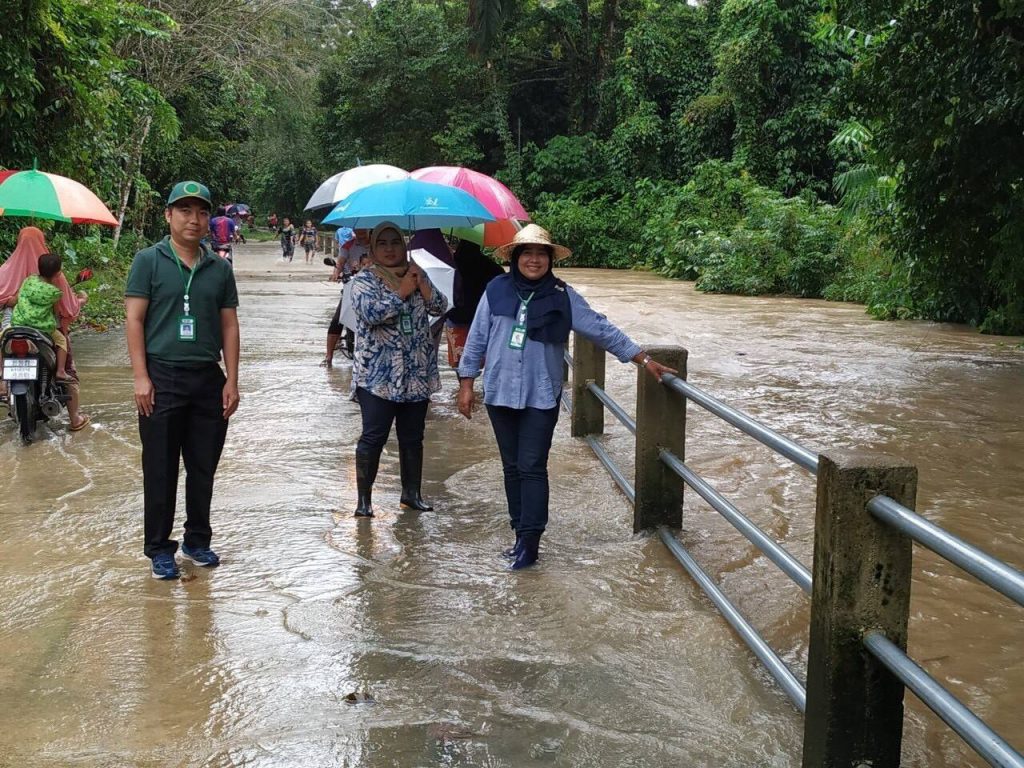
left=0, top=241, right=1020, bottom=766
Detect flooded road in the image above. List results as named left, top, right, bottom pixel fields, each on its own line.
left=1, top=240, right=1021, bottom=767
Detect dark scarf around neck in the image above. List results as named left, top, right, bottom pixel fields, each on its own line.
left=486, top=259, right=571, bottom=344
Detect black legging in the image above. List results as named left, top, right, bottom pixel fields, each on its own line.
left=355, top=388, right=428, bottom=454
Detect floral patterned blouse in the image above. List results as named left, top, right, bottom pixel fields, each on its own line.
left=350, top=268, right=448, bottom=402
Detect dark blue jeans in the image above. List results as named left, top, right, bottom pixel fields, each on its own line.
left=485, top=404, right=559, bottom=535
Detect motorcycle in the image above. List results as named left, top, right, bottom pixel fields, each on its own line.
left=324, top=257, right=355, bottom=359
left=1, top=268, right=92, bottom=443
left=213, top=240, right=233, bottom=266
left=1, top=327, right=72, bottom=443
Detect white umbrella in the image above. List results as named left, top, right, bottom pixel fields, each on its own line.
left=408, top=248, right=455, bottom=309
left=338, top=249, right=455, bottom=333
left=304, top=164, right=409, bottom=211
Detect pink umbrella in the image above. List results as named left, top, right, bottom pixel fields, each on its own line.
left=410, top=166, right=529, bottom=221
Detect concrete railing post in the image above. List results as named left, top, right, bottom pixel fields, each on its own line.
left=570, top=333, right=605, bottom=437
left=633, top=346, right=688, bottom=533
left=802, top=450, right=917, bottom=768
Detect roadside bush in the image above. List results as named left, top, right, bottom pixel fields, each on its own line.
left=522, top=134, right=616, bottom=204
left=531, top=193, right=635, bottom=268
left=642, top=160, right=846, bottom=297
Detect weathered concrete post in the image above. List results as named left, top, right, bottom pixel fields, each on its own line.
left=802, top=450, right=917, bottom=768
left=633, top=346, right=688, bottom=532
left=570, top=333, right=605, bottom=437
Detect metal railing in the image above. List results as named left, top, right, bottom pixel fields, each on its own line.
left=564, top=334, right=1024, bottom=768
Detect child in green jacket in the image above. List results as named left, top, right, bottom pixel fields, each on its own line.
left=11, top=252, right=70, bottom=380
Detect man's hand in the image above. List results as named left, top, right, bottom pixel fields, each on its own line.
left=222, top=380, right=240, bottom=419
left=457, top=380, right=475, bottom=420
left=135, top=375, right=155, bottom=417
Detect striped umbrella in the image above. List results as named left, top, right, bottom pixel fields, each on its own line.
left=0, top=163, right=118, bottom=226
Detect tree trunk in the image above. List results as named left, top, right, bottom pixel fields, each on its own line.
left=575, top=0, right=592, bottom=131
left=113, top=113, right=153, bottom=248
left=596, top=0, right=621, bottom=86
left=490, top=73, right=522, bottom=196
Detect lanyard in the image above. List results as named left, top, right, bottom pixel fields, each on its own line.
left=516, top=291, right=535, bottom=323
left=170, top=243, right=199, bottom=314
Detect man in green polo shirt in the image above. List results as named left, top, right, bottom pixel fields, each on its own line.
left=125, top=180, right=241, bottom=580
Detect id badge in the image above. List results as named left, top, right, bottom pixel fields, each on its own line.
left=399, top=309, right=413, bottom=336
left=178, top=314, right=196, bottom=342
left=509, top=323, right=526, bottom=350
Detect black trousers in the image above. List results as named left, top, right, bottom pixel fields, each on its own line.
left=355, top=387, right=428, bottom=454
left=140, top=359, right=229, bottom=558
left=485, top=404, right=559, bottom=534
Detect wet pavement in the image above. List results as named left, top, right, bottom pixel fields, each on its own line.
left=0, top=240, right=1021, bottom=766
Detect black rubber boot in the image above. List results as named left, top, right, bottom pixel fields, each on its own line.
left=502, top=532, right=522, bottom=559
left=399, top=445, right=433, bottom=511
left=510, top=532, right=541, bottom=570
left=354, top=449, right=380, bottom=517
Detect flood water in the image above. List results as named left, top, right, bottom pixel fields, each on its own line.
left=1, top=240, right=1020, bottom=767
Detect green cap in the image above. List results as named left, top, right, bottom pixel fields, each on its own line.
left=166, top=180, right=212, bottom=208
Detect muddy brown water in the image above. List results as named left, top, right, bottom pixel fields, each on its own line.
left=0, top=241, right=1020, bottom=767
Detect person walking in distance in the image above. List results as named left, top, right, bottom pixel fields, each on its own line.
left=125, top=181, right=241, bottom=580
left=278, top=217, right=296, bottom=262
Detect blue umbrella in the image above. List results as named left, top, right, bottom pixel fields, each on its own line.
left=321, top=179, right=495, bottom=230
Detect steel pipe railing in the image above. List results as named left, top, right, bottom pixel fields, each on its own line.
left=659, top=372, right=819, bottom=475
left=568, top=340, right=1022, bottom=764
left=864, top=632, right=1024, bottom=768
left=868, top=495, right=1024, bottom=608
left=586, top=382, right=637, bottom=434
left=658, top=527, right=807, bottom=712
left=586, top=436, right=635, bottom=504
left=660, top=449, right=813, bottom=594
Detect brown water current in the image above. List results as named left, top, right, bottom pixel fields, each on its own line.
left=0, top=241, right=1021, bottom=767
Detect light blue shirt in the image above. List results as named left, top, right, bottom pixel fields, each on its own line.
left=458, top=285, right=642, bottom=410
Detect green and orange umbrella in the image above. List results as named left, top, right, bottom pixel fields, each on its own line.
left=0, top=163, right=118, bottom=227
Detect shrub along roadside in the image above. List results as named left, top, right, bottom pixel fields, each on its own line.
left=531, top=160, right=938, bottom=327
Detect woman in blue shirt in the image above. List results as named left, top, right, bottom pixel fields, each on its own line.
left=456, top=225, right=674, bottom=569
left=350, top=222, right=447, bottom=517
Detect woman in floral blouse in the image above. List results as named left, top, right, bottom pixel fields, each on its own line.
left=349, top=222, right=448, bottom=517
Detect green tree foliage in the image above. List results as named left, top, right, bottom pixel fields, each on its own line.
left=713, top=0, right=846, bottom=196
left=4, top=0, right=1021, bottom=334
left=318, top=0, right=495, bottom=172
left=842, top=0, right=1024, bottom=332
left=0, top=0, right=172, bottom=199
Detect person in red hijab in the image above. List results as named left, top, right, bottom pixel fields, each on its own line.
left=0, top=226, right=90, bottom=430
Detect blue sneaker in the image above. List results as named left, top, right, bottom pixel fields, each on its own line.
left=181, top=544, right=220, bottom=567
left=151, top=553, right=180, bottom=580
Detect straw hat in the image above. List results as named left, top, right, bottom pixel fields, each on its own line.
left=492, top=224, right=572, bottom=263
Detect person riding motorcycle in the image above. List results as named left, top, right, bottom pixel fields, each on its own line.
left=209, top=206, right=236, bottom=261
left=0, top=226, right=90, bottom=431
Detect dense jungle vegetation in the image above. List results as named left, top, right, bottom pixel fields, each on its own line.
left=1, top=0, right=1022, bottom=333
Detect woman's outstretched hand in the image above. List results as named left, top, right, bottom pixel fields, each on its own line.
left=457, top=379, right=475, bottom=419
left=645, top=359, right=677, bottom=382
left=632, top=352, right=677, bottom=383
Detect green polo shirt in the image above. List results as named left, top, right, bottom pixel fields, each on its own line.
left=125, top=236, right=239, bottom=366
